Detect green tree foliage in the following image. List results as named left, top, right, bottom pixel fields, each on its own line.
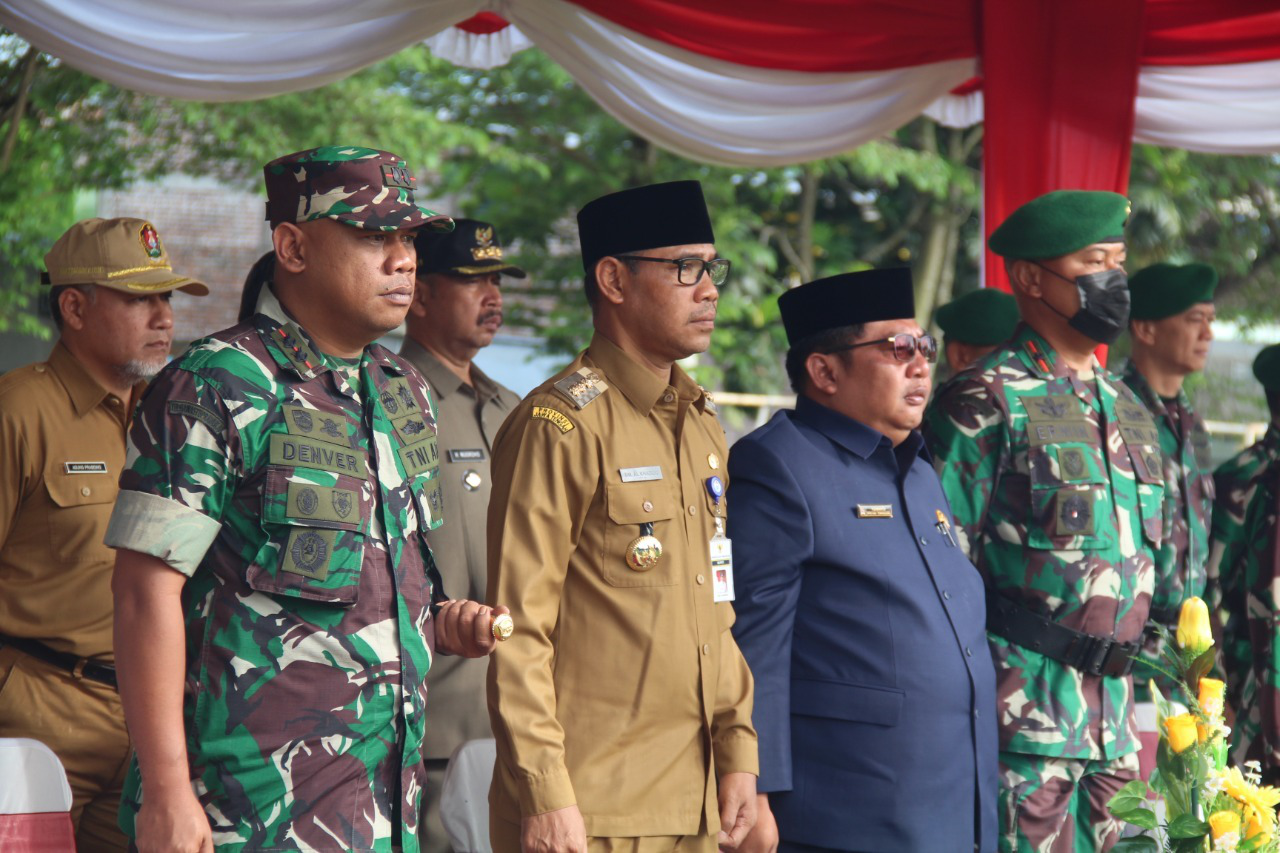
left=3, top=33, right=1278, bottom=397
left=1127, top=144, right=1280, bottom=328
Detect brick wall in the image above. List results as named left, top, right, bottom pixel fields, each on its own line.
left=97, top=177, right=273, bottom=345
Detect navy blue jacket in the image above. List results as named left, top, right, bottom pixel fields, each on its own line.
left=728, top=397, right=997, bottom=852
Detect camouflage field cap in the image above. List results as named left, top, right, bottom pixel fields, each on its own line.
left=263, top=145, right=454, bottom=234
left=43, top=217, right=208, bottom=295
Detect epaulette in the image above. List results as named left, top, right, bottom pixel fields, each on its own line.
left=553, top=367, right=608, bottom=410
left=272, top=322, right=323, bottom=379
left=700, top=386, right=717, bottom=414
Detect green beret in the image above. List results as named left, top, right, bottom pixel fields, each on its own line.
left=934, top=289, right=1019, bottom=346
left=1128, top=262, right=1218, bottom=320
left=1254, top=344, right=1280, bottom=391
left=988, top=190, right=1130, bottom=260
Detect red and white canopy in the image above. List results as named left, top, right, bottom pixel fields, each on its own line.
left=4, top=0, right=1280, bottom=287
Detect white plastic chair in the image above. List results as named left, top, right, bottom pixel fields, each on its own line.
left=440, top=738, right=496, bottom=853
left=0, top=737, right=76, bottom=851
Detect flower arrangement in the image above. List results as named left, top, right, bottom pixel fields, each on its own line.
left=1109, top=597, right=1280, bottom=852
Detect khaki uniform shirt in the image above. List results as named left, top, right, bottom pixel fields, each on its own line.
left=486, top=332, right=758, bottom=838
left=399, top=338, right=519, bottom=759
left=0, top=341, right=140, bottom=661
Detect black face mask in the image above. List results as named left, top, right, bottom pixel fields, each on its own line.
left=1034, top=264, right=1130, bottom=345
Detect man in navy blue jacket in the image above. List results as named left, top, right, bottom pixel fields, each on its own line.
left=729, top=269, right=997, bottom=852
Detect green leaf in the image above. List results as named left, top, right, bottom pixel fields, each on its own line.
left=1111, top=806, right=1158, bottom=830
left=1111, top=838, right=1159, bottom=852
left=1109, top=780, right=1152, bottom=805
left=1166, top=813, right=1210, bottom=839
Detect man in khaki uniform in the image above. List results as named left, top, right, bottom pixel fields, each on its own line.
left=401, top=218, right=522, bottom=852
left=0, top=217, right=206, bottom=849
left=487, top=180, right=759, bottom=853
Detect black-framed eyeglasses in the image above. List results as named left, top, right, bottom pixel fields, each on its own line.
left=828, top=333, right=938, bottom=363
left=614, top=255, right=732, bottom=287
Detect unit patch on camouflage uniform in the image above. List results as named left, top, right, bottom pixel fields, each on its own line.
left=1056, top=490, right=1095, bottom=536
left=1058, top=447, right=1088, bottom=481
left=532, top=406, right=575, bottom=433
left=168, top=400, right=225, bottom=434
left=283, top=406, right=355, bottom=448
left=553, top=368, right=608, bottom=409
left=1024, top=395, right=1075, bottom=421
left=285, top=482, right=359, bottom=527
left=1023, top=395, right=1092, bottom=446
left=283, top=528, right=335, bottom=580
left=1115, top=399, right=1161, bottom=446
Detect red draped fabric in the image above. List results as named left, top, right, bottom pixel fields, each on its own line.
left=563, top=0, right=1280, bottom=71
left=563, top=0, right=977, bottom=72
left=981, top=0, right=1146, bottom=302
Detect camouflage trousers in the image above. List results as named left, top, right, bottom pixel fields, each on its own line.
left=999, top=750, right=1140, bottom=853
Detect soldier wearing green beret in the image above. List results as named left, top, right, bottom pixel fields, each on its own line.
left=1210, top=344, right=1280, bottom=781
left=935, top=288, right=1020, bottom=376
left=1120, top=263, right=1218, bottom=698
left=925, top=190, right=1166, bottom=851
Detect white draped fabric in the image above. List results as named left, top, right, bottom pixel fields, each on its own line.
left=3, top=0, right=1280, bottom=163
left=927, top=60, right=1280, bottom=155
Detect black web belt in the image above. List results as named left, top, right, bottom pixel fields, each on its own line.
left=985, top=591, right=1141, bottom=677
left=0, top=633, right=118, bottom=690
left=1147, top=604, right=1180, bottom=627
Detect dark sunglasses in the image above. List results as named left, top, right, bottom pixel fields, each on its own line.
left=828, top=333, right=938, bottom=363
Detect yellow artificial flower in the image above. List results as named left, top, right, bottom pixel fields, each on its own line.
left=1221, top=766, right=1280, bottom=840
left=1165, top=713, right=1199, bottom=753
left=1176, top=596, right=1214, bottom=656
left=1245, top=806, right=1272, bottom=845
left=1209, top=810, right=1241, bottom=839
left=1200, top=677, right=1226, bottom=719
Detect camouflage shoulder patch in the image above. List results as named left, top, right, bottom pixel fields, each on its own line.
left=532, top=406, right=575, bottom=434
left=553, top=368, right=608, bottom=410
left=168, top=400, right=225, bottom=434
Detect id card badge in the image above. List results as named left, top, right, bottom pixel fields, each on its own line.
left=710, top=535, right=735, bottom=602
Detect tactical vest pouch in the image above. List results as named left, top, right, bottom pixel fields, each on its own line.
left=247, top=465, right=370, bottom=605
left=986, top=589, right=1140, bottom=677
left=1116, top=399, right=1167, bottom=547
left=1026, top=444, right=1112, bottom=551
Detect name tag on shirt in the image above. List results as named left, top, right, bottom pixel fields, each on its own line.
left=856, top=504, right=894, bottom=519
left=620, top=466, right=663, bottom=483
left=711, top=536, right=735, bottom=602
left=448, top=448, right=486, bottom=463
left=64, top=461, right=108, bottom=474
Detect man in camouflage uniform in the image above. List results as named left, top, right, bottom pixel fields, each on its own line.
left=1212, top=343, right=1280, bottom=781
left=105, top=146, right=508, bottom=852
left=924, top=191, right=1166, bottom=852
left=934, top=287, right=1020, bottom=377
left=1120, top=263, right=1217, bottom=694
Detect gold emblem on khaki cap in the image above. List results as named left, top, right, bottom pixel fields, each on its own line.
left=43, top=217, right=209, bottom=295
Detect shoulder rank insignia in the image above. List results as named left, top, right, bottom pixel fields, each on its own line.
left=273, top=322, right=321, bottom=378
left=699, top=386, right=717, bottom=414
left=553, top=368, right=608, bottom=410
